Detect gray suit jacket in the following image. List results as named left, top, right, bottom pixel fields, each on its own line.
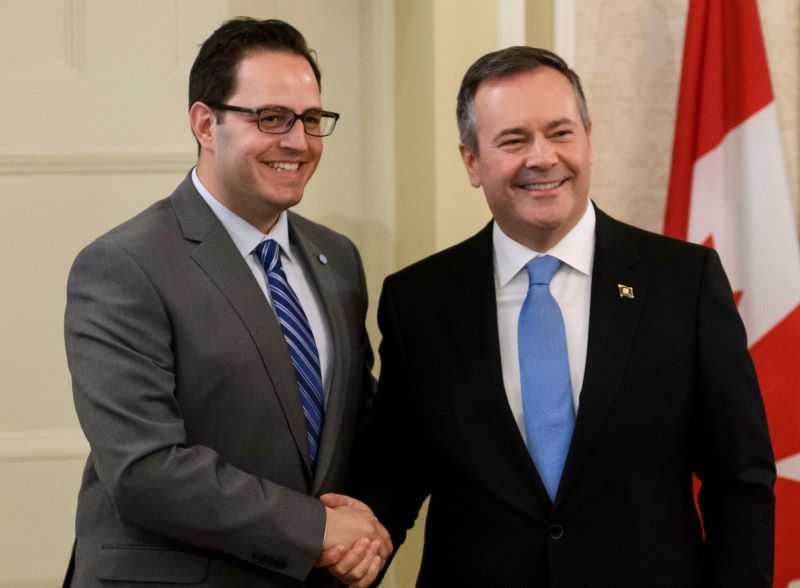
left=64, top=174, right=374, bottom=587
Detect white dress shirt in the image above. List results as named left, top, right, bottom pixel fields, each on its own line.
left=192, top=168, right=334, bottom=401
left=494, top=203, right=596, bottom=441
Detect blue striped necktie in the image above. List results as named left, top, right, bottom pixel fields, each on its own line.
left=254, top=239, right=324, bottom=470
left=518, top=255, right=575, bottom=501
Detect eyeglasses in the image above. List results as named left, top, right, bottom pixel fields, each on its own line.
left=209, top=103, right=340, bottom=137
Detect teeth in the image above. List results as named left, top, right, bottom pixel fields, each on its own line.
left=268, top=162, right=299, bottom=171
left=522, top=181, right=561, bottom=190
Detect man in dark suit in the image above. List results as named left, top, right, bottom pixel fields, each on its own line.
left=64, top=18, right=390, bottom=587
left=353, top=46, right=775, bottom=586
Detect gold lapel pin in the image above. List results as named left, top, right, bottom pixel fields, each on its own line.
left=618, top=284, right=635, bottom=299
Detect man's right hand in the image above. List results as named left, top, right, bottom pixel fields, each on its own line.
left=317, top=493, right=393, bottom=587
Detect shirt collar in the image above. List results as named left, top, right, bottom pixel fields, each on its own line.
left=192, top=167, right=293, bottom=260
left=493, top=201, right=596, bottom=288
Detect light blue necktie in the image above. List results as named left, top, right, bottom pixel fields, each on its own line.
left=254, top=239, right=324, bottom=470
left=518, top=255, right=575, bottom=501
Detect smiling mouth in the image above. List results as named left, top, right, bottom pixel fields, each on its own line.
left=267, top=162, right=300, bottom=171
left=518, top=179, right=565, bottom=191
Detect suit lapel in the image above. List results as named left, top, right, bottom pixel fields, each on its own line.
left=285, top=217, right=351, bottom=493
left=170, top=178, right=312, bottom=476
left=445, top=224, right=553, bottom=516
left=555, top=207, right=646, bottom=504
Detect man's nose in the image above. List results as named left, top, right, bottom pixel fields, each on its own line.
left=525, top=139, right=557, bottom=168
left=279, top=118, right=310, bottom=150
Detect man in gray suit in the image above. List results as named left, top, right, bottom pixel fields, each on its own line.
left=64, top=18, right=390, bottom=587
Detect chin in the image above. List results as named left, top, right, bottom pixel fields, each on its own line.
left=525, top=210, right=568, bottom=229
left=281, top=193, right=306, bottom=209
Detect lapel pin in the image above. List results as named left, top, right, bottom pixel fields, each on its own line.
left=618, top=284, right=635, bottom=299
left=318, top=254, right=328, bottom=265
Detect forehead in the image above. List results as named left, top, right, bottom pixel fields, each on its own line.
left=473, top=67, right=580, bottom=128
left=232, top=50, right=321, bottom=105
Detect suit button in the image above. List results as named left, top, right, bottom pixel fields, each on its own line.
left=548, top=523, right=565, bottom=540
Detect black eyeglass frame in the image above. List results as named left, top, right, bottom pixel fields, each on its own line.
left=208, top=103, right=340, bottom=137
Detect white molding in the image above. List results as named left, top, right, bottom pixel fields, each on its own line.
left=0, top=0, right=83, bottom=75
left=64, top=0, right=85, bottom=74
left=554, top=0, right=575, bottom=65
left=0, top=429, right=88, bottom=462
left=0, top=150, right=196, bottom=175
left=497, top=0, right=526, bottom=49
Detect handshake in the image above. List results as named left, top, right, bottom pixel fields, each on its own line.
left=316, top=494, right=393, bottom=588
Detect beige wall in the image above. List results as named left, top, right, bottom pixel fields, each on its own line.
left=0, top=1, right=797, bottom=586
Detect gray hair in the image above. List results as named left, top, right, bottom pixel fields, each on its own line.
left=456, top=46, right=590, bottom=154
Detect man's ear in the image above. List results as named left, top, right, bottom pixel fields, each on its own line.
left=189, top=102, right=216, bottom=153
left=459, top=143, right=483, bottom=188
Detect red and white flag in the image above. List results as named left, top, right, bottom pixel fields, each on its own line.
left=665, top=1, right=800, bottom=585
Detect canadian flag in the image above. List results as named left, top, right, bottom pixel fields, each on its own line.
left=664, top=0, right=800, bottom=585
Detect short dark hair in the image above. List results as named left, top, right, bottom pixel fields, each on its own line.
left=456, top=46, right=590, bottom=154
left=189, top=17, right=321, bottom=110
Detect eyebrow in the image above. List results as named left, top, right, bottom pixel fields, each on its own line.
left=545, top=118, right=579, bottom=130
left=255, top=104, right=323, bottom=112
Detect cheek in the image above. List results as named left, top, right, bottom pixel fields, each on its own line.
left=480, top=159, right=512, bottom=184
left=310, top=143, right=323, bottom=166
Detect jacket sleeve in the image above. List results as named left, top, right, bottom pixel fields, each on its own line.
left=693, top=248, right=776, bottom=586
left=350, top=277, right=432, bottom=550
